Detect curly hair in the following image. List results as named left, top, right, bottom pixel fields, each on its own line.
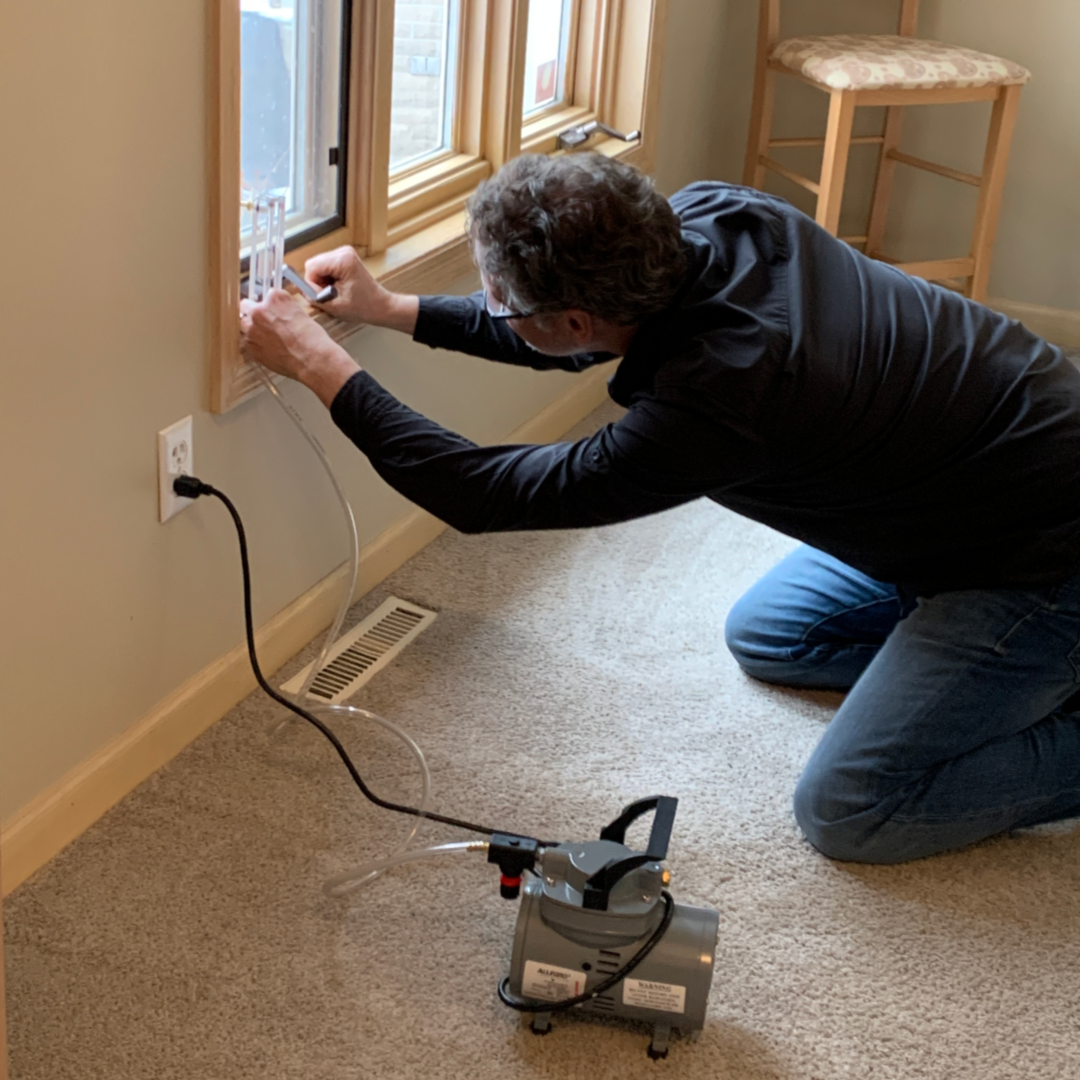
left=466, top=153, right=687, bottom=326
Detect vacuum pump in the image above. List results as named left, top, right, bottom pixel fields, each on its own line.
left=489, top=796, right=719, bottom=1058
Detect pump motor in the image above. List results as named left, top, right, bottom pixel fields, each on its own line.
left=489, top=796, right=718, bottom=1058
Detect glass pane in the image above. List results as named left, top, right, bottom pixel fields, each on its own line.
left=390, top=0, right=459, bottom=174
left=240, top=0, right=346, bottom=248
left=523, top=0, right=572, bottom=117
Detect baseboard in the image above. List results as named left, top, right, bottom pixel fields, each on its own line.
left=1, top=362, right=616, bottom=895
left=988, top=297, right=1080, bottom=350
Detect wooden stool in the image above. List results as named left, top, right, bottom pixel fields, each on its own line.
left=743, top=0, right=1030, bottom=303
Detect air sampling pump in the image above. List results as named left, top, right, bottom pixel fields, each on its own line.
left=489, top=796, right=719, bottom=1059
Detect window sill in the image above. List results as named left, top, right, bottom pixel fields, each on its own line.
left=520, top=105, right=595, bottom=155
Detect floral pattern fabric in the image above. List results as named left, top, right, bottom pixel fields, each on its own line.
left=772, top=34, right=1031, bottom=92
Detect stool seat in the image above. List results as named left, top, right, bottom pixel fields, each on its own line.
left=744, top=2, right=1028, bottom=303
left=772, top=34, right=1031, bottom=92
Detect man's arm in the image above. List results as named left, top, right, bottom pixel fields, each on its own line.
left=305, top=245, right=609, bottom=372
left=237, top=287, right=690, bottom=528
left=329, top=368, right=755, bottom=534
left=414, top=294, right=614, bottom=373
left=238, top=284, right=748, bottom=534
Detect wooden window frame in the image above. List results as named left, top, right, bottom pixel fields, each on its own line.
left=209, top=0, right=668, bottom=413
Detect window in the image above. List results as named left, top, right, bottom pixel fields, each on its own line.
left=523, top=0, right=573, bottom=117
left=389, top=0, right=459, bottom=172
left=239, top=0, right=351, bottom=252
left=210, top=0, right=668, bottom=412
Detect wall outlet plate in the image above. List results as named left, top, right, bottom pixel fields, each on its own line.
left=158, top=415, right=194, bottom=522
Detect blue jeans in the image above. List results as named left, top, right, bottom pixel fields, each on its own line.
left=725, top=546, right=1080, bottom=863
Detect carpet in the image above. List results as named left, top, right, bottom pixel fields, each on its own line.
left=5, top=399, right=1079, bottom=1080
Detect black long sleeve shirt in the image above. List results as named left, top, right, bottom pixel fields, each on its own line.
left=331, top=182, right=1080, bottom=596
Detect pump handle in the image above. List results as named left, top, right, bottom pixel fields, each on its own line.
left=583, top=796, right=678, bottom=911
left=599, top=795, right=677, bottom=859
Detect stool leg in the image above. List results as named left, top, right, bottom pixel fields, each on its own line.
left=743, top=68, right=777, bottom=189
left=866, top=105, right=905, bottom=260
left=969, top=83, right=1022, bottom=304
left=816, top=90, right=857, bottom=236
left=743, top=3, right=780, bottom=189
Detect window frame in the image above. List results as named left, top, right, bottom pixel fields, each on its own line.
left=210, top=0, right=669, bottom=413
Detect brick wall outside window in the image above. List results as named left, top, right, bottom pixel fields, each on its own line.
left=390, top=0, right=449, bottom=169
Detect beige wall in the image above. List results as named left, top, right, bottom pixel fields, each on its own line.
left=898, top=0, right=1080, bottom=310
left=0, top=0, right=733, bottom=830
left=709, top=0, right=1080, bottom=312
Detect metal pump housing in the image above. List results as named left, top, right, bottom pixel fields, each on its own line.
left=502, top=797, right=719, bottom=1058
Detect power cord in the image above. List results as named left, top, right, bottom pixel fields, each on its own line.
left=176, top=474, right=676, bottom=1016
left=173, top=474, right=501, bottom=838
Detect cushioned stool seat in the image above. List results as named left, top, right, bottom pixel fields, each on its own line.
left=773, top=34, right=1031, bottom=92
left=743, top=1, right=1030, bottom=303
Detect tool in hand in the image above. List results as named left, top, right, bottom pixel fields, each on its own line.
left=281, top=264, right=338, bottom=305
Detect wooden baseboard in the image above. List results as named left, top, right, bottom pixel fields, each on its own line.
left=988, top=297, right=1080, bottom=350
left=1, top=362, right=616, bottom=896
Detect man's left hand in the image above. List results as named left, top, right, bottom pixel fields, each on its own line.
left=240, top=290, right=361, bottom=408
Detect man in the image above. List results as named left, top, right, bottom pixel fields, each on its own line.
left=240, top=152, right=1080, bottom=865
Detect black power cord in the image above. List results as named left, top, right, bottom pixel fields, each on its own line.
left=178, top=475, right=678, bottom=1019
left=173, top=474, right=500, bottom=838
left=496, top=890, right=676, bottom=1014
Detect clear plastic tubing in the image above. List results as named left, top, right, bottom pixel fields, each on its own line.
left=323, top=841, right=489, bottom=898
left=253, top=364, right=359, bottom=703
left=252, top=361, right=433, bottom=892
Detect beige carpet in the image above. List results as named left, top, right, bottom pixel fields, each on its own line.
left=5, top=399, right=1079, bottom=1080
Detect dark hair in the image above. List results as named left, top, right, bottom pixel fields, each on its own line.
left=466, top=153, right=687, bottom=325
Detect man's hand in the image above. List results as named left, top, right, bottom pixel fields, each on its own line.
left=240, top=290, right=361, bottom=409
left=305, top=246, right=420, bottom=334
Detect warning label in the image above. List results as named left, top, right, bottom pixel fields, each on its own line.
left=522, top=960, right=585, bottom=1002
left=622, top=978, right=686, bottom=1014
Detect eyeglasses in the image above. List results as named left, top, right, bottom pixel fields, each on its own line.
left=483, top=283, right=532, bottom=322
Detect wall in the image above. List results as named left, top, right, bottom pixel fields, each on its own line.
left=899, top=0, right=1080, bottom=310
left=0, top=1, right=733, bottom=852
left=709, top=0, right=1080, bottom=312
left=391, top=0, right=451, bottom=166
left=3, top=0, right=1071, bottom=875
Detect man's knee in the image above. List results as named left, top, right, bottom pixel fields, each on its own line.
left=725, top=596, right=786, bottom=678
left=725, top=599, right=870, bottom=690
left=792, top=768, right=908, bottom=865
left=724, top=595, right=796, bottom=682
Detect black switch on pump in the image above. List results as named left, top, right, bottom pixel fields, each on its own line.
left=487, top=833, right=539, bottom=899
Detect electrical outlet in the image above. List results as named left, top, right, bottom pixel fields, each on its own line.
left=158, top=415, right=195, bottom=522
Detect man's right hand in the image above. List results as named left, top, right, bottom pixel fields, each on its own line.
left=304, top=246, right=419, bottom=335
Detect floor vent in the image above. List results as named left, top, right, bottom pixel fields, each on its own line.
left=279, top=597, right=437, bottom=704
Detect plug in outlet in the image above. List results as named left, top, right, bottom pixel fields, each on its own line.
left=158, top=416, right=195, bottom=522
